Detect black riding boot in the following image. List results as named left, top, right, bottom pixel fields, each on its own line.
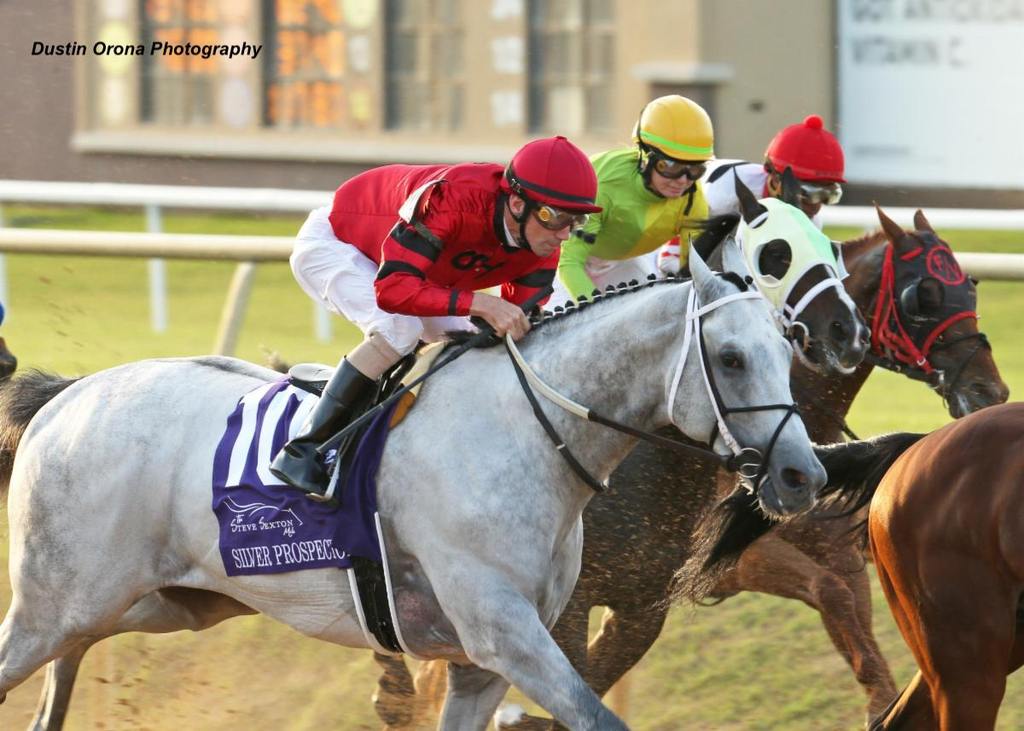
left=270, top=359, right=377, bottom=497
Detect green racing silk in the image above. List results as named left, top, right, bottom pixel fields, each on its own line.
left=557, top=147, right=709, bottom=300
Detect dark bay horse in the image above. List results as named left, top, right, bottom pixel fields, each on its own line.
left=759, top=402, right=1024, bottom=730
left=374, top=208, right=1009, bottom=729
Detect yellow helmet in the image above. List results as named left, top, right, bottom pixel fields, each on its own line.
left=633, top=95, right=715, bottom=161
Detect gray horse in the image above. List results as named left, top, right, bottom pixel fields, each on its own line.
left=0, top=251, right=823, bottom=730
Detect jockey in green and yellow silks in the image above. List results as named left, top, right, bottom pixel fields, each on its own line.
left=548, top=95, right=714, bottom=307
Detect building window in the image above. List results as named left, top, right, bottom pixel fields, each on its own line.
left=384, top=0, right=464, bottom=131
left=263, top=0, right=350, bottom=129
left=140, top=0, right=224, bottom=125
left=527, top=0, right=615, bottom=134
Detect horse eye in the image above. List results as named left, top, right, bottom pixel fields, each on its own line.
left=720, top=352, right=744, bottom=369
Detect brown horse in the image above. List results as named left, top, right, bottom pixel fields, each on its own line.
left=864, top=404, right=1024, bottom=730
left=753, top=402, right=1024, bottom=730
left=373, top=208, right=1009, bottom=730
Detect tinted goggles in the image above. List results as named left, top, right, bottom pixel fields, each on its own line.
left=533, top=204, right=589, bottom=231
left=652, top=154, right=707, bottom=180
left=798, top=181, right=843, bottom=206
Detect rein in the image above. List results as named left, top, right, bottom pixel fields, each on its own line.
left=505, top=282, right=799, bottom=494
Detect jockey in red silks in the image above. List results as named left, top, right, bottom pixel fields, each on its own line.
left=657, top=114, right=846, bottom=274
left=271, top=136, right=601, bottom=496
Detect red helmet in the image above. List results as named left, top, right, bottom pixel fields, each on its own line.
left=502, top=136, right=602, bottom=213
left=764, top=114, right=846, bottom=183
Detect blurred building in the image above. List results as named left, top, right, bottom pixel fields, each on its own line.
left=2, top=0, right=1022, bottom=206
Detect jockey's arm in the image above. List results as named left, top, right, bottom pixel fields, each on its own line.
left=556, top=200, right=606, bottom=301
left=374, top=219, right=473, bottom=317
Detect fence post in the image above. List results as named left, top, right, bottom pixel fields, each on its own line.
left=145, top=204, right=168, bottom=333
left=214, top=261, right=257, bottom=356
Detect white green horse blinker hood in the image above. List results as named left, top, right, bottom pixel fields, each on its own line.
left=736, top=197, right=848, bottom=328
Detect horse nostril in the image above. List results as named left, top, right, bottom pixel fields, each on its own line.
left=830, top=320, right=848, bottom=342
left=780, top=468, right=809, bottom=492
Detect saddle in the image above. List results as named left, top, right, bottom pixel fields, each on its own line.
left=284, top=343, right=448, bottom=654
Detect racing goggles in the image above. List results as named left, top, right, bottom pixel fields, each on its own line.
left=652, top=154, right=707, bottom=181
left=798, top=181, right=843, bottom=206
left=533, top=204, right=589, bottom=231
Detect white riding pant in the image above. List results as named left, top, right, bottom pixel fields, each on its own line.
left=548, top=254, right=658, bottom=311
left=291, top=206, right=473, bottom=356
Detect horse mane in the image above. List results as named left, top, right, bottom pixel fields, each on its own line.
left=445, top=275, right=690, bottom=348
left=446, top=267, right=753, bottom=350
left=0, top=369, right=80, bottom=493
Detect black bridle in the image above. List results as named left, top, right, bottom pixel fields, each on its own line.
left=507, top=278, right=800, bottom=494
left=865, top=238, right=991, bottom=408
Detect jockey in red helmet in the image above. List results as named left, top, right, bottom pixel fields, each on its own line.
left=658, top=114, right=845, bottom=275
left=271, top=136, right=600, bottom=496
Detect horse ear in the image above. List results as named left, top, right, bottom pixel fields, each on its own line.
left=689, top=244, right=727, bottom=302
left=735, top=173, right=768, bottom=226
left=721, top=235, right=750, bottom=278
left=779, top=167, right=802, bottom=207
left=913, top=209, right=935, bottom=234
left=875, top=204, right=907, bottom=245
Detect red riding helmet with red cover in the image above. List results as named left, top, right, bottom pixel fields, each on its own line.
left=765, top=114, right=846, bottom=183
left=502, top=136, right=602, bottom=213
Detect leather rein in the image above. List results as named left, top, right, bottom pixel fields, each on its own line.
left=506, top=279, right=798, bottom=494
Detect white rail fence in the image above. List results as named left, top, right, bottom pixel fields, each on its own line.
left=1, top=180, right=1023, bottom=356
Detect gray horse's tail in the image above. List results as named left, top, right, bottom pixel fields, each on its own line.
left=671, top=432, right=926, bottom=604
left=0, top=369, right=79, bottom=492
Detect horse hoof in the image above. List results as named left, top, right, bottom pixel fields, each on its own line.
left=494, top=704, right=526, bottom=729
left=494, top=704, right=553, bottom=730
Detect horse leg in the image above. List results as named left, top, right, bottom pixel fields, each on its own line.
left=439, top=663, right=510, bottom=731
left=371, top=653, right=417, bottom=729
left=585, top=604, right=668, bottom=699
left=868, top=671, right=935, bottom=731
left=434, top=576, right=626, bottom=731
left=874, top=532, right=1013, bottom=731
left=27, top=587, right=252, bottom=730
left=28, top=641, right=90, bottom=731
left=717, top=533, right=897, bottom=717
left=495, top=599, right=591, bottom=731
left=411, top=660, right=449, bottom=726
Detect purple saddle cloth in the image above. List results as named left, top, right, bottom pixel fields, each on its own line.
left=211, top=378, right=395, bottom=576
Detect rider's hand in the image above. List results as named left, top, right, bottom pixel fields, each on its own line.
left=657, top=238, right=682, bottom=276
left=470, top=293, right=532, bottom=340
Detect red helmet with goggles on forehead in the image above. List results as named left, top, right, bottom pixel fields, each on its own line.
left=765, top=114, right=846, bottom=183
left=502, top=136, right=602, bottom=214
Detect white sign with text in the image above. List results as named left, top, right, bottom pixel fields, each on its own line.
left=838, top=0, right=1024, bottom=188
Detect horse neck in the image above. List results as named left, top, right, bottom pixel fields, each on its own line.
left=792, top=232, right=889, bottom=442
left=519, top=284, right=689, bottom=481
